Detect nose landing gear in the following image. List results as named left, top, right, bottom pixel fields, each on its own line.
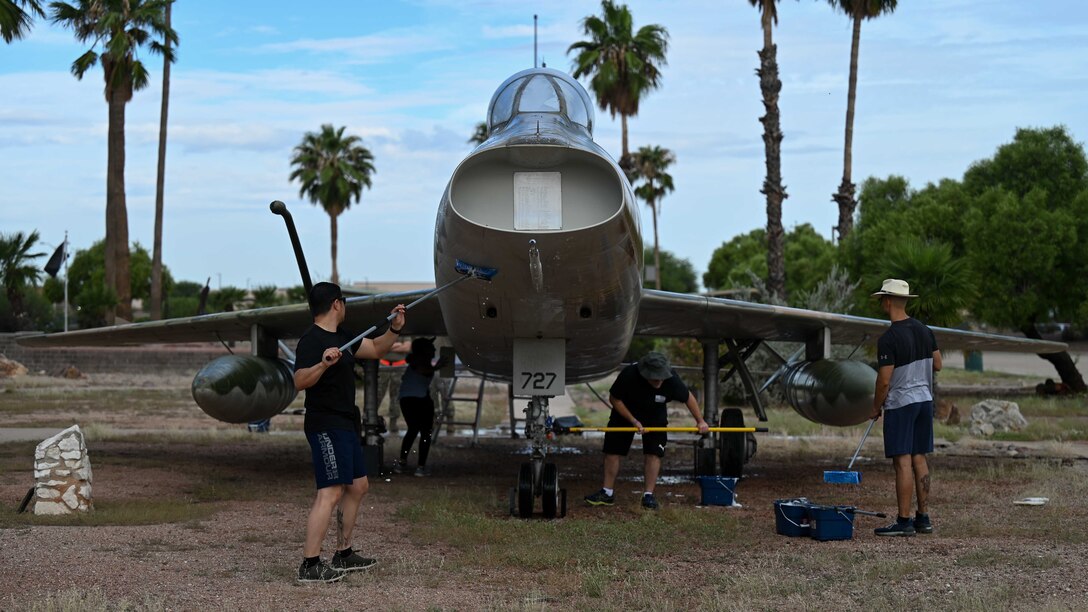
left=508, top=396, right=567, bottom=519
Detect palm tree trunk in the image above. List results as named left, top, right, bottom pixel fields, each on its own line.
left=150, top=0, right=170, bottom=322
left=619, top=114, right=632, bottom=175
left=757, top=35, right=787, bottom=301
left=150, top=1, right=171, bottom=320
left=330, top=211, right=339, bottom=286
left=651, top=199, right=661, bottom=290
left=833, top=13, right=863, bottom=241
left=106, top=93, right=132, bottom=323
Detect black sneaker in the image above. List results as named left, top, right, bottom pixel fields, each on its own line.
left=914, top=513, right=933, bottom=534
left=874, top=518, right=916, bottom=537
left=584, top=489, right=615, bottom=506
left=297, top=559, right=345, bottom=583
left=331, top=552, right=378, bottom=573
left=641, top=493, right=659, bottom=510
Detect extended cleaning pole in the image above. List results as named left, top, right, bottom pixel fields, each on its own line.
left=335, top=260, right=497, bottom=354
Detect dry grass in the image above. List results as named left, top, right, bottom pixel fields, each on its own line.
left=1, top=374, right=1086, bottom=609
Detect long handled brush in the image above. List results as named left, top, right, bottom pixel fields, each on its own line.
left=335, top=259, right=497, bottom=354
left=824, top=418, right=877, bottom=484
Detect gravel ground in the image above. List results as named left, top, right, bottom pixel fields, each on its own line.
left=2, top=373, right=1087, bottom=610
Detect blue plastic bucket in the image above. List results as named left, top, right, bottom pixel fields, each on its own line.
left=774, top=498, right=812, bottom=537
left=809, top=505, right=855, bottom=541
left=697, top=476, right=738, bottom=506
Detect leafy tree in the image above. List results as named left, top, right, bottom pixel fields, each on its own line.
left=644, top=248, right=697, bottom=294
left=799, top=264, right=861, bottom=314
left=50, top=0, right=177, bottom=323
left=1, top=0, right=44, bottom=42
left=0, top=230, right=44, bottom=320
left=568, top=0, right=668, bottom=171
left=209, top=286, right=246, bottom=312
left=289, top=124, right=375, bottom=285
left=827, top=0, right=898, bottom=240
left=630, top=145, right=675, bottom=290
left=960, top=126, right=1088, bottom=391
left=704, top=228, right=771, bottom=292
left=170, top=280, right=203, bottom=298
left=250, top=284, right=281, bottom=308
left=704, top=224, right=835, bottom=306
left=869, top=238, right=974, bottom=327
left=839, top=175, right=970, bottom=291
left=150, top=0, right=176, bottom=320
left=747, top=0, right=789, bottom=300
left=66, top=240, right=173, bottom=326
left=285, top=285, right=307, bottom=303
left=468, top=121, right=488, bottom=146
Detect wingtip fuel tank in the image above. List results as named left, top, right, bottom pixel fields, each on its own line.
left=191, top=355, right=297, bottom=423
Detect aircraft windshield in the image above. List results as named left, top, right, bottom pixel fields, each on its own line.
left=487, top=69, right=594, bottom=134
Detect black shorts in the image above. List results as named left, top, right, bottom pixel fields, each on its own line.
left=883, top=400, right=934, bottom=457
left=601, top=409, right=667, bottom=458
left=307, top=429, right=367, bottom=489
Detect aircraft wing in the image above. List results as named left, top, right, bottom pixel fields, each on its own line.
left=634, top=289, right=1067, bottom=354
left=16, top=290, right=447, bottom=347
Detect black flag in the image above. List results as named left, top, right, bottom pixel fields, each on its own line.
left=44, top=242, right=65, bottom=278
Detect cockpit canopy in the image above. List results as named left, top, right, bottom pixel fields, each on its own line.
left=486, top=68, right=595, bottom=135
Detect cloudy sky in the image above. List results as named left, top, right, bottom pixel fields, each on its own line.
left=2, top=0, right=1085, bottom=291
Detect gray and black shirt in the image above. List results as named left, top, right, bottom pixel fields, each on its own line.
left=877, top=318, right=939, bottom=411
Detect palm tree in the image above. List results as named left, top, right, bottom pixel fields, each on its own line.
left=0, top=230, right=44, bottom=317
left=1, top=0, right=44, bottom=42
left=630, top=145, right=675, bottom=290
left=748, top=0, right=788, bottom=301
left=50, top=0, right=177, bottom=324
left=289, top=124, right=376, bottom=285
left=468, top=121, right=488, bottom=146
left=568, top=0, right=668, bottom=172
left=150, top=0, right=174, bottom=320
left=828, top=0, right=898, bottom=241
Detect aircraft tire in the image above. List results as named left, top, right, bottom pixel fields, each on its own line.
left=719, top=408, right=745, bottom=478
left=541, top=463, right=559, bottom=519
left=694, top=446, right=716, bottom=476
left=517, top=463, right=534, bottom=518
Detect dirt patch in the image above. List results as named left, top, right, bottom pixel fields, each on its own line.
left=1, top=378, right=1087, bottom=610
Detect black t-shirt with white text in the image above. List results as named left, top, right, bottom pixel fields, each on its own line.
left=607, top=363, right=690, bottom=427
left=294, top=325, right=361, bottom=433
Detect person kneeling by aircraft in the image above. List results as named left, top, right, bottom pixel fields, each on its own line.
left=585, top=352, right=710, bottom=510
left=293, top=282, right=406, bottom=583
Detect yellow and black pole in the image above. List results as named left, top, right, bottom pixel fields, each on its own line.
left=564, top=426, right=768, bottom=434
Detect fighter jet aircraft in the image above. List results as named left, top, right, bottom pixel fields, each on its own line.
left=18, top=66, right=1065, bottom=519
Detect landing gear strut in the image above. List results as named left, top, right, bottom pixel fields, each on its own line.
left=508, top=396, right=567, bottom=519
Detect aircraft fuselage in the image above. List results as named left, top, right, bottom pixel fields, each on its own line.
left=434, top=69, right=643, bottom=383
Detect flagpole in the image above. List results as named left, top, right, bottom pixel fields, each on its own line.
left=63, top=231, right=69, bottom=332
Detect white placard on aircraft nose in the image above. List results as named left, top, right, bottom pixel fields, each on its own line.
left=514, top=172, right=562, bottom=230
left=513, top=338, right=566, bottom=396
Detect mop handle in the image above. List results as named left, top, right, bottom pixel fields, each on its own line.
left=847, top=418, right=877, bottom=470
left=337, top=274, right=473, bottom=353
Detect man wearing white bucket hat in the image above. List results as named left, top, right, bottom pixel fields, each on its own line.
left=870, top=279, right=942, bottom=537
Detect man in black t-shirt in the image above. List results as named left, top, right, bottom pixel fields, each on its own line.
left=584, top=352, right=709, bottom=510
left=292, top=282, right=406, bottom=583
left=870, top=279, right=942, bottom=537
